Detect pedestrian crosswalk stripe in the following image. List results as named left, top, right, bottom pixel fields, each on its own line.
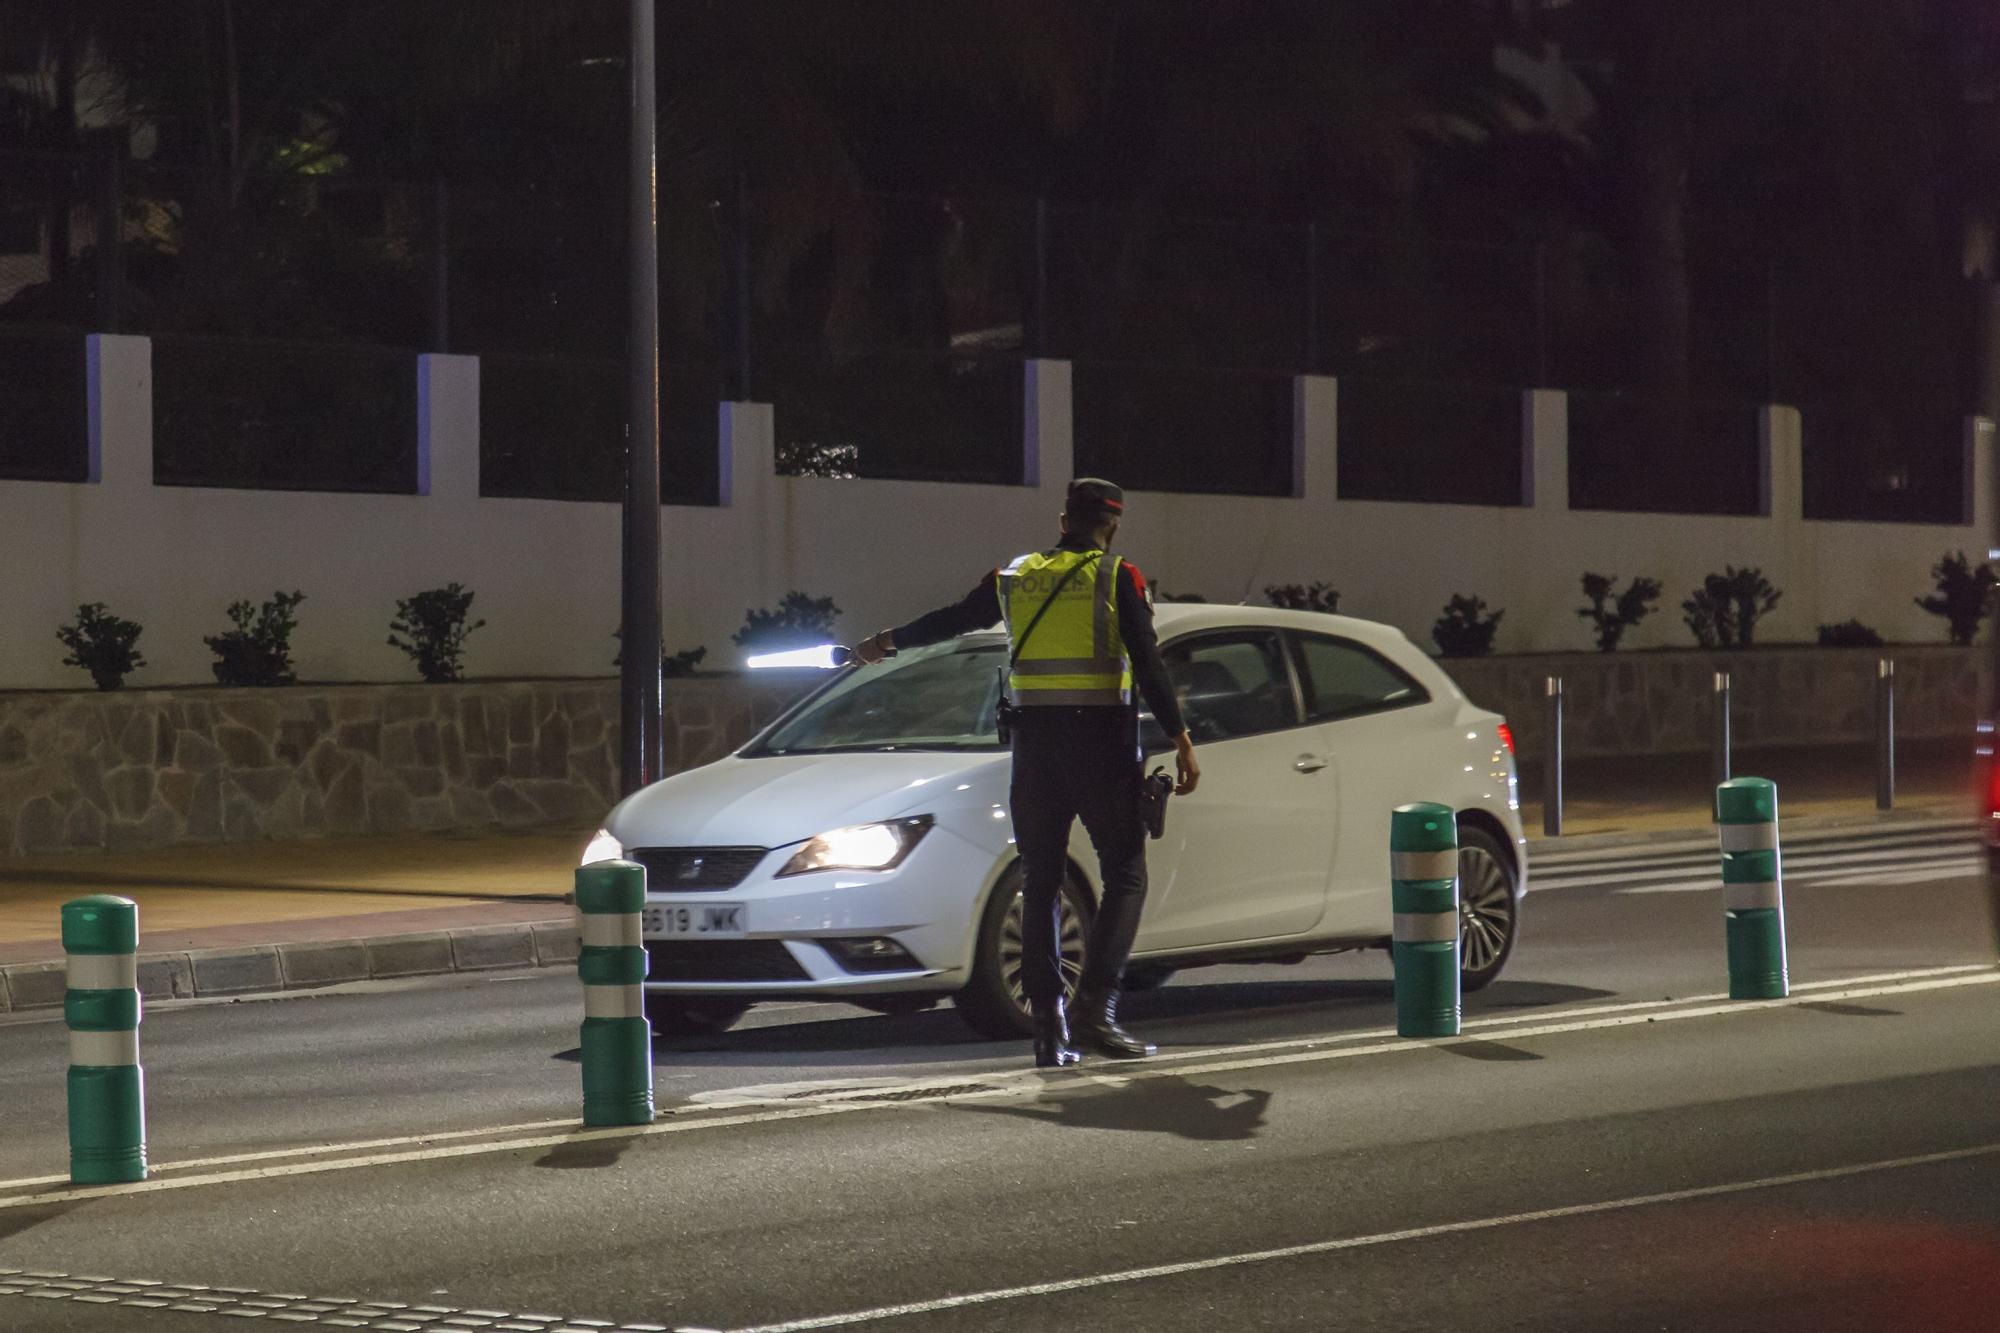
left=1531, top=823, right=1979, bottom=894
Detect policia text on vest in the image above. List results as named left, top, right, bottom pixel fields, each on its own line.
left=845, top=477, right=1200, bottom=1069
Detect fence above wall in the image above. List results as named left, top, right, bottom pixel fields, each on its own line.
left=0, top=334, right=1992, bottom=694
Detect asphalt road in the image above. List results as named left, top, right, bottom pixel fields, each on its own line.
left=1, top=832, right=1996, bottom=1332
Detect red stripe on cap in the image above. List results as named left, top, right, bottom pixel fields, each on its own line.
left=1099, top=497, right=1124, bottom=512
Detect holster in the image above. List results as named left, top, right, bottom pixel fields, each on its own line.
left=1140, top=767, right=1172, bottom=840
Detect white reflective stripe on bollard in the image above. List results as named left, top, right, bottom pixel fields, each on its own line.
left=1390, top=851, right=1458, bottom=882
left=1724, top=881, right=1784, bottom=912
left=582, top=986, right=645, bottom=1019
left=578, top=914, right=644, bottom=949
left=66, top=955, right=138, bottom=989
left=1391, top=912, right=1460, bottom=944
left=69, top=1030, right=140, bottom=1067
left=1718, top=823, right=1779, bottom=852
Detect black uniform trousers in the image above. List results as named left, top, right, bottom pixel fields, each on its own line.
left=1009, top=705, right=1149, bottom=1010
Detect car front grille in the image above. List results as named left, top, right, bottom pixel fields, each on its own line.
left=626, top=846, right=768, bottom=892
left=646, top=940, right=810, bottom=983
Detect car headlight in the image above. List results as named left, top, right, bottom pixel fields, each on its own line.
left=778, top=816, right=932, bottom=877
left=581, top=828, right=624, bottom=865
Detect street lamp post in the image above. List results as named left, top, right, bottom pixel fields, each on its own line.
left=619, top=0, right=664, bottom=795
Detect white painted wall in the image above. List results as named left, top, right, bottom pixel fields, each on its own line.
left=1, top=336, right=1990, bottom=691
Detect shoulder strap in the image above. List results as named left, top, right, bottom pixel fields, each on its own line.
left=1008, top=551, right=1102, bottom=668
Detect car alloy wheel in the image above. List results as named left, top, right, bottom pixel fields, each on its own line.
left=998, top=883, right=1087, bottom=1017
left=955, top=866, right=1093, bottom=1039
left=1457, top=829, right=1518, bottom=991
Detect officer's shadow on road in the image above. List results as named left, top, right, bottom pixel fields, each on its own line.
left=955, top=1077, right=1274, bottom=1142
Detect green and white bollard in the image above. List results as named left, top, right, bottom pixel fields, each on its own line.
left=1717, top=776, right=1788, bottom=1000
left=63, top=894, right=145, bottom=1185
left=1391, top=803, right=1461, bottom=1038
left=576, top=861, right=654, bottom=1127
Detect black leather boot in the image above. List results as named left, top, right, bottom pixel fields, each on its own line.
left=1031, top=995, right=1081, bottom=1068
left=1074, top=985, right=1156, bottom=1058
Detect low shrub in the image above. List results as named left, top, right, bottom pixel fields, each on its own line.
left=1816, top=619, right=1884, bottom=648
left=1577, top=573, right=1661, bottom=653
left=1915, top=551, right=1997, bottom=646
left=1154, top=588, right=1209, bottom=604
left=1683, top=567, right=1781, bottom=648
left=206, top=591, right=305, bottom=687
left=56, top=603, right=146, bottom=691
left=732, top=592, right=841, bottom=651
left=1432, top=594, right=1502, bottom=658
left=388, top=584, right=486, bottom=683
left=1265, top=582, right=1340, bottom=614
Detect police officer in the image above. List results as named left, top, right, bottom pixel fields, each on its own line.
left=846, top=479, right=1199, bottom=1067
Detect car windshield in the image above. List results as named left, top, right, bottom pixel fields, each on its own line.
left=748, top=642, right=1006, bottom=756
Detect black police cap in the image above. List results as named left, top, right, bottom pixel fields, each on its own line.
left=1065, top=477, right=1125, bottom=517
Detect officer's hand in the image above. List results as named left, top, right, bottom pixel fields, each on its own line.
left=1173, top=732, right=1200, bottom=795
left=849, top=632, right=893, bottom=666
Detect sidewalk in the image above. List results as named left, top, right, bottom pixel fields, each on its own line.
left=1519, top=737, right=1976, bottom=844
left=0, top=823, right=591, bottom=1011
left=0, top=740, right=1980, bottom=1011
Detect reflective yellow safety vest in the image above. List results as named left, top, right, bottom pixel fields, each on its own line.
left=997, top=548, right=1133, bottom=707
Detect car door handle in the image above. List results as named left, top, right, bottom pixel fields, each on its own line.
left=1293, top=755, right=1329, bottom=773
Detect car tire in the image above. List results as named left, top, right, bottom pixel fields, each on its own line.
left=1456, top=824, right=1519, bottom=992
left=1121, top=963, right=1177, bottom=992
left=955, top=863, right=1092, bottom=1039
left=643, top=993, right=751, bottom=1037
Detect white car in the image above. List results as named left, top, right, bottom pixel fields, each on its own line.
left=584, top=605, right=1527, bottom=1037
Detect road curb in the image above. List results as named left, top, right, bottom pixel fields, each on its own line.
left=0, top=916, right=572, bottom=1013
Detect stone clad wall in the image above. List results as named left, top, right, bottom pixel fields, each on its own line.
left=0, top=674, right=815, bottom=857
left=1444, top=645, right=1984, bottom=765
left=0, top=649, right=1985, bottom=857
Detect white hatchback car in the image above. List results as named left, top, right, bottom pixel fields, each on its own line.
left=584, top=605, right=1527, bottom=1037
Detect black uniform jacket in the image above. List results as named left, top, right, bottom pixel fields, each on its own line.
left=889, top=536, right=1188, bottom=739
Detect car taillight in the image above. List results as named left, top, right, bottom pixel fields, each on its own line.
left=1496, top=722, right=1515, bottom=756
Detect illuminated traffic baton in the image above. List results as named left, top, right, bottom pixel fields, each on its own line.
left=1391, top=803, right=1461, bottom=1038
left=63, top=894, right=145, bottom=1185
left=1716, top=777, right=1788, bottom=1000
left=576, top=861, right=655, bottom=1127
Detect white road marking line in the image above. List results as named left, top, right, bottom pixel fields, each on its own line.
left=0, top=968, right=1990, bottom=1211
left=687, top=963, right=1998, bottom=1107
left=1, top=965, right=1983, bottom=1193
left=718, top=1139, right=2000, bottom=1332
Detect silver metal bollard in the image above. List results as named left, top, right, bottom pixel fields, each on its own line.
left=1543, top=675, right=1563, bottom=838
left=1711, top=671, right=1733, bottom=792
left=1875, top=658, right=1896, bottom=811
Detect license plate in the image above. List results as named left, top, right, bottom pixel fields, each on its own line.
left=644, top=903, right=746, bottom=938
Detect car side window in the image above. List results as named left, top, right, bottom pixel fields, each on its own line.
left=1162, top=632, right=1299, bottom=742
left=1292, top=633, right=1430, bottom=723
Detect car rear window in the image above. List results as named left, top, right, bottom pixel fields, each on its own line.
left=1292, top=633, right=1429, bottom=722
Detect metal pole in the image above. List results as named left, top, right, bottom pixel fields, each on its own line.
left=1532, top=239, right=1549, bottom=387
left=1032, top=196, right=1049, bottom=358
left=731, top=170, right=751, bottom=400
left=619, top=0, right=664, bottom=796
left=431, top=177, right=449, bottom=354
left=1875, top=658, right=1896, bottom=811
left=1305, top=220, right=1320, bottom=374
left=1712, top=671, right=1732, bottom=792
left=1543, top=675, right=1563, bottom=838
left=94, top=131, right=124, bottom=334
